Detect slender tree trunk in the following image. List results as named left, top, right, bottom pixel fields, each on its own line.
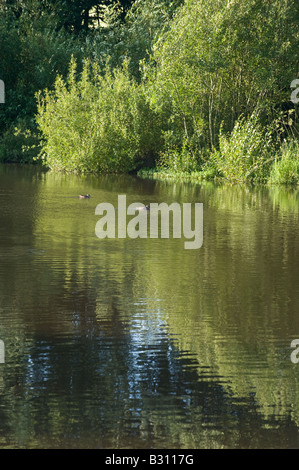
left=209, top=79, right=215, bottom=149
left=213, top=75, right=222, bottom=145
left=83, top=8, right=89, bottom=31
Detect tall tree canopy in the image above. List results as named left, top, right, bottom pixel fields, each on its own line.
left=1, top=0, right=135, bottom=32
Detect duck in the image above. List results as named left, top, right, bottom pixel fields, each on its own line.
left=135, top=204, right=150, bottom=210
left=79, top=194, right=91, bottom=199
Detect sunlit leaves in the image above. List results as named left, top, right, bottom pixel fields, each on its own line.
left=36, top=58, right=161, bottom=173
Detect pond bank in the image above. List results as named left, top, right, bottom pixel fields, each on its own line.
left=137, top=164, right=299, bottom=187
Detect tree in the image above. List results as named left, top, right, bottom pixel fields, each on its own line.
left=41, top=0, right=135, bottom=33
left=0, top=0, right=134, bottom=32
left=148, top=0, right=299, bottom=156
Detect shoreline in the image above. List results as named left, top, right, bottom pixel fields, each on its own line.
left=137, top=167, right=299, bottom=187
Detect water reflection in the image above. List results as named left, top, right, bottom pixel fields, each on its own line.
left=0, top=165, right=298, bottom=448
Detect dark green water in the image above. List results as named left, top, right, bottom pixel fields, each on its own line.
left=0, top=164, right=298, bottom=449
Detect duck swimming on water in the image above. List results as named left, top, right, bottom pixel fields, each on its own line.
left=79, top=194, right=91, bottom=199
left=135, top=204, right=150, bottom=210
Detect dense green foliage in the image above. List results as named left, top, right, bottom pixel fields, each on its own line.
left=146, top=0, right=299, bottom=180
left=3, top=0, right=135, bottom=32
left=36, top=58, right=161, bottom=172
left=269, top=140, right=299, bottom=185
left=212, top=112, right=277, bottom=183
left=0, top=3, right=84, bottom=162
left=85, top=0, right=182, bottom=78
left=1, top=0, right=299, bottom=183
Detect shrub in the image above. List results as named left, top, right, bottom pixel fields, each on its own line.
left=36, top=58, right=162, bottom=173
left=269, top=141, right=299, bottom=185
left=0, top=119, right=41, bottom=164
left=157, top=134, right=201, bottom=173
left=213, top=112, right=275, bottom=183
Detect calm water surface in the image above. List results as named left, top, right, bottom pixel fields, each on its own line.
left=0, top=164, right=298, bottom=449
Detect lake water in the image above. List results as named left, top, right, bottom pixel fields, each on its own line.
left=0, top=163, right=298, bottom=449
